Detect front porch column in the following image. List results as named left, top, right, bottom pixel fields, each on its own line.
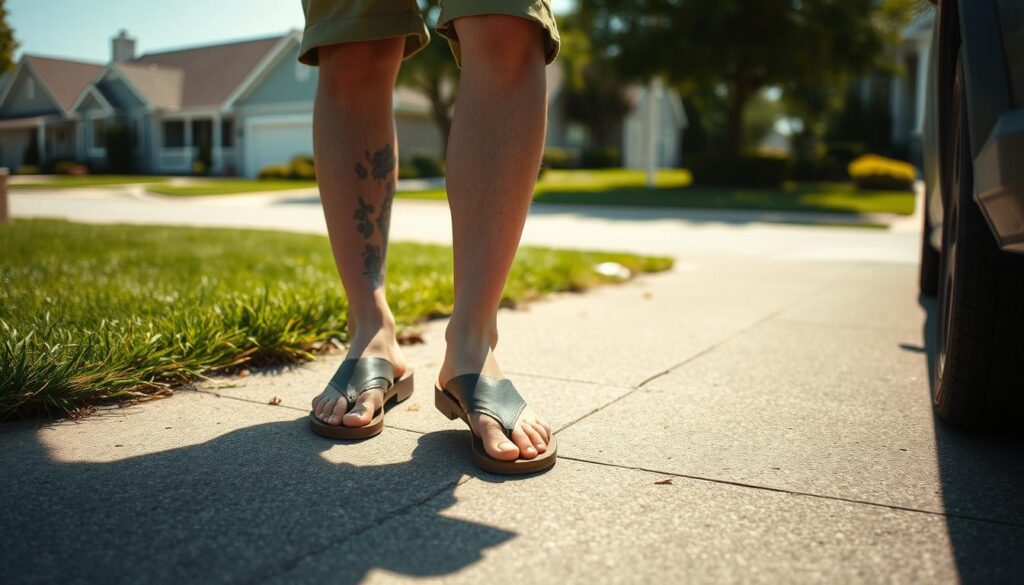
left=913, top=40, right=929, bottom=136
left=212, top=114, right=222, bottom=174
left=36, top=121, right=46, bottom=166
left=184, top=116, right=193, bottom=170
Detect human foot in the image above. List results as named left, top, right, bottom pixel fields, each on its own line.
left=437, top=340, right=552, bottom=462
left=311, top=322, right=407, bottom=428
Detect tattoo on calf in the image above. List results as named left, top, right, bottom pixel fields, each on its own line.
left=365, top=144, right=396, bottom=182
left=353, top=196, right=375, bottom=239
left=351, top=145, right=396, bottom=288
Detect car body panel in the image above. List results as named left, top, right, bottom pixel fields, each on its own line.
left=923, top=0, right=1024, bottom=254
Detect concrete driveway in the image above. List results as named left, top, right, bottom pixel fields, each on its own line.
left=3, top=186, right=1022, bottom=583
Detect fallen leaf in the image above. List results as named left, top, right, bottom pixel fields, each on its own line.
left=406, top=403, right=421, bottom=412
left=654, top=478, right=673, bottom=485
left=267, top=396, right=282, bottom=406
left=238, top=369, right=250, bottom=378
left=397, top=331, right=425, bottom=345
left=642, top=291, right=653, bottom=300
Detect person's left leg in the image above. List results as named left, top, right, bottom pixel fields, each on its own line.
left=438, top=14, right=552, bottom=461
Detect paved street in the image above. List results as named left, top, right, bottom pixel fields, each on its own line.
left=3, top=188, right=1023, bottom=583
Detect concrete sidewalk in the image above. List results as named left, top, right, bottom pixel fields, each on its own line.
left=3, top=255, right=1023, bottom=583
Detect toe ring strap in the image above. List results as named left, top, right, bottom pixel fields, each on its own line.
left=443, top=374, right=526, bottom=436
left=325, top=358, right=395, bottom=409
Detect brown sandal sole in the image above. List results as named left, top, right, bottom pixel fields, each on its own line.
left=309, top=371, right=414, bottom=440
left=435, top=384, right=557, bottom=475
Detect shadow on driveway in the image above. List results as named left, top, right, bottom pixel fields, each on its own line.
left=918, top=294, right=1024, bottom=583
left=0, top=422, right=512, bottom=584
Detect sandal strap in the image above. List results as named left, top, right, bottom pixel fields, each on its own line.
left=443, top=374, right=526, bottom=436
left=326, top=357, right=395, bottom=409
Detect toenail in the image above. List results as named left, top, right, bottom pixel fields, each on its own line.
left=499, top=441, right=516, bottom=451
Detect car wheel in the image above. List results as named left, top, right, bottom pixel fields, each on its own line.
left=934, top=57, right=1024, bottom=429
left=919, top=206, right=940, bottom=296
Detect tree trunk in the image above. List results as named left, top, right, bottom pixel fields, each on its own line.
left=725, top=84, right=749, bottom=158
left=426, top=82, right=454, bottom=160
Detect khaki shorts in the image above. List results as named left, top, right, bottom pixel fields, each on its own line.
left=298, top=0, right=559, bottom=68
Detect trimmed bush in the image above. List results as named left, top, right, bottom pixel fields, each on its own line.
left=398, top=164, right=419, bottom=179
left=826, top=141, right=868, bottom=166
left=542, top=147, right=574, bottom=169
left=258, top=164, right=290, bottom=179
left=49, top=160, right=89, bottom=175
left=790, top=157, right=844, bottom=181
left=580, top=147, right=621, bottom=169
left=15, top=165, right=40, bottom=175
left=288, top=155, right=316, bottom=180
left=411, top=153, right=444, bottom=178
left=690, top=155, right=791, bottom=188
left=848, top=154, right=916, bottom=191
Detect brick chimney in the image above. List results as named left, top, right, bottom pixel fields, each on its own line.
left=112, top=30, right=136, bottom=63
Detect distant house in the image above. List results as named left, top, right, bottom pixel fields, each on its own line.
left=0, top=29, right=674, bottom=176
left=622, top=81, right=687, bottom=169
left=0, top=30, right=443, bottom=176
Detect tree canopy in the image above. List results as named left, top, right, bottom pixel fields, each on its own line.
left=0, top=0, right=18, bottom=74
left=579, top=0, right=914, bottom=156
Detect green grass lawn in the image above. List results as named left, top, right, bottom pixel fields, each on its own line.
left=147, top=178, right=317, bottom=196
left=400, top=168, right=916, bottom=216
left=11, top=175, right=171, bottom=189
left=0, top=220, right=672, bottom=419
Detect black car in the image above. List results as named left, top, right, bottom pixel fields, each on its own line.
left=919, top=0, right=1024, bottom=429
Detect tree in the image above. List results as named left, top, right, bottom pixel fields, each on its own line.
left=557, top=21, right=631, bottom=148
left=580, top=0, right=909, bottom=157
left=397, top=2, right=458, bottom=158
left=0, top=0, right=17, bottom=73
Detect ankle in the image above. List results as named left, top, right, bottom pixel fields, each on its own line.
left=444, top=321, right=498, bottom=354
left=347, top=307, right=397, bottom=344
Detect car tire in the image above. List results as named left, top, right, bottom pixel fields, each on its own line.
left=919, top=208, right=940, bottom=296
left=934, top=57, right=1024, bottom=429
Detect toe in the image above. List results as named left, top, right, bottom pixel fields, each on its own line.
left=523, top=422, right=547, bottom=453
left=328, top=397, right=351, bottom=425
left=342, top=390, right=380, bottom=427
left=511, top=425, right=538, bottom=460
left=316, top=396, right=338, bottom=422
left=478, top=416, right=519, bottom=461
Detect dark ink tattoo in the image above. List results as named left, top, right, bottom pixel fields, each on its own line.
left=353, top=196, right=375, bottom=239
left=365, top=144, right=396, bottom=182
left=352, top=145, right=396, bottom=287
left=361, top=244, right=383, bottom=288
left=376, top=180, right=394, bottom=241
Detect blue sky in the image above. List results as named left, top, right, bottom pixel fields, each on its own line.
left=9, top=0, right=573, bottom=63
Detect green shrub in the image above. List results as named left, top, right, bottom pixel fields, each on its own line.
left=398, top=164, right=419, bottom=179
left=258, top=164, right=290, bottom=179
left=826, top=142, right=868, bottom=166
left=410, top=153, right=444, bottom=178
left=848, top=154, right=916, bottom=191
left=690, top=155, right=791, bottom=188
left=542, top=147, right=575, bottom=169
left=49, top=160, right=89, bottom=175
left=790, top=157, right=844, bottom=181
left=580, top=147, right=621, bottom=169
left=288, top=155, right=316, bottom=180
left=15, top=165, right=40, bottom=175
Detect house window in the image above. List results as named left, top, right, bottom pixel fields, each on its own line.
left=91, top=119, right=105, bottom=149
left=162, top=120, right=185, bottom=147
left=25, top=78, right=35, bottom=100
left=221, top=119, right=234, bottom=147
left=295, top=61, right=311, bottom=82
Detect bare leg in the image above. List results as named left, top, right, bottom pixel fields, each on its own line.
left=309, top=39, right=407, bottom=427
left=438, top=15, right=552, bottom=460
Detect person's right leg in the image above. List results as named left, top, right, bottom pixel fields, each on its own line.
left=309, top=38, right=407, bottom=427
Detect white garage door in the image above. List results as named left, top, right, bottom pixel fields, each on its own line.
left=244, top=114, right=313, bottom=177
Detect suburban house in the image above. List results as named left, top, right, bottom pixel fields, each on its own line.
left=0, top=29, right=685, bottom=176
left=0, top=30, right=444, bottom=176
